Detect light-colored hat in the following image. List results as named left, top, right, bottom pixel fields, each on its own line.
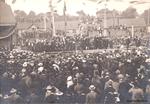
left=38, top=63, right=43, bottom=66
left=145, top=58, right=150, bottom=63
left=82, top=59, right=86, bottom=63
left=106, top=72, right=109, bottom=75
left=3, top=95, right=9, bottom=99
left=68, top=57, right=71, bottom=60
left=10, top=55, right=14, bottom=59
left=118, top=74, right=124, bottom=79
left=10, top=88, right=17, bottom=94
left=38, top=67, right=44, bottom=73
left=73, top=66, right=79, bottom=70
left=105, top=75, right=110, bottom=79
left=31, top=71, right=36, bottom=75
left=30, top=63, right=34, bottom=66
left=52, top=64, right=60, bottom=71
left=21, top=68, right=26, bottom=73
left=75, top=73, right=80, bottom=78
left=55, top=92, right=63, bottom=96
left=23, top=62, right=28, bottom=67
left=89, top=85, right=96, bottom=91
left=46, top=85, right=52, bottom=90
left=67, top=76, right=72, bottom=81
left=127, top=59, right=131, bottom=63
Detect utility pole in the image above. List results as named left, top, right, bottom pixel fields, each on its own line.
left=148, top=8, right=150, bottom=26
left=64, top=0, right=67, bottom=36
left=43, top=15, right=47, bottom=31
left=49, top=0, right=56, bottom=37
left=103, top=0, right=107, bottom=37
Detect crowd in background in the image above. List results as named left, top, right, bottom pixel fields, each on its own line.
left=0, top=47, right=150, bottom=104
left=18, top=33, right=149, bottom=52
left=23, top=36, right=112, bottom=52
left=13, top=23, right=148, bottom=52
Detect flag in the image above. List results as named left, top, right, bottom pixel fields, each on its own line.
left=129, top=1, right=138, bottom=4
left=12, top=0, right=16, bottom=4
left=88, top=0, right=99, bottom=2
left=97, top=0, right=103, bottom=4
left=97, top=0, right=110, bottom=4
left=57, top=0, right=62, bottom=3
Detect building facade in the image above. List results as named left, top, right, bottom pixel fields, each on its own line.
left=0, top=0, right=16, bottom=50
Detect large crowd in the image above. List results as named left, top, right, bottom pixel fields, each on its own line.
left=19, top=33, right=149, bottom=52
left=23, top=36, right=113, bottom=52
left=0, top=46, right=150, bottom=104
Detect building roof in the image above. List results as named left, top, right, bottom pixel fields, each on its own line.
left=17, top=20, right=80, bottom=31
left=0, top=1, right=16, bottom=26
left=0, top=25, right=15, bottom=39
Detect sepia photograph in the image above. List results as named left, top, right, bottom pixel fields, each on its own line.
left=0, top=0, right=150, bottom=104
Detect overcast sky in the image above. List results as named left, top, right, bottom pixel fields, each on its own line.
left=5, top=0, right=150, bottom=16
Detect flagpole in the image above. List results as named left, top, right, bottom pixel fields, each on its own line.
left=148, top=8, right=150, bottom=26
left=64, top=0, right=67, bottom=36
left=43, top=15, right=47, bottom=31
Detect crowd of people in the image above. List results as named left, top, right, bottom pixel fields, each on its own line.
left=23, top=36, right=113, bottom=52
left=0, top=47, right=150, bottom=104
left=19, top=33, right=149, bottom=52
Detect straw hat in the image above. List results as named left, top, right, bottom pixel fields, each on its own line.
left=10, top=88, right=17, bottom=94
left=89, top=85, right=96, bottom=91
left=23, top=62, right=28, bottom=67
left=38, top=67, right=44, bottom=73
left=21, top=68, right=26, bottom=73
left=46, top=85, right=53, bottom=90
left=67, top=76, right=72, bottom=81
left=38, top=63, right=43, bottom=66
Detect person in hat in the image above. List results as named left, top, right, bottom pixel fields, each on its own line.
left=85, top=85, right=98, bottom=104
left=74, top=80, right=85, bottom=104
left=118, top=75, right=133, bottom=104
left=25, top=90, right=41, bottom=104
left=38, top=62, right=43, bottom=67
left=129, top=82, right=144, bottom=104
left=44, top=85, right=58, bottom=103
left=104, top=80, right=116, bottom=104
left=66, top=76, right=74, bottom=95
left=18, top=71, right=32, bottom=97
left=145, top=79, right=150, bottom=104
left=92, top=70, right=102, bottom=94
left=7, top=88, right=24, bottom=104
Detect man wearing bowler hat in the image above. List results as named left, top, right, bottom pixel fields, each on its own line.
left=86, top=85, right=98, bottom=104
